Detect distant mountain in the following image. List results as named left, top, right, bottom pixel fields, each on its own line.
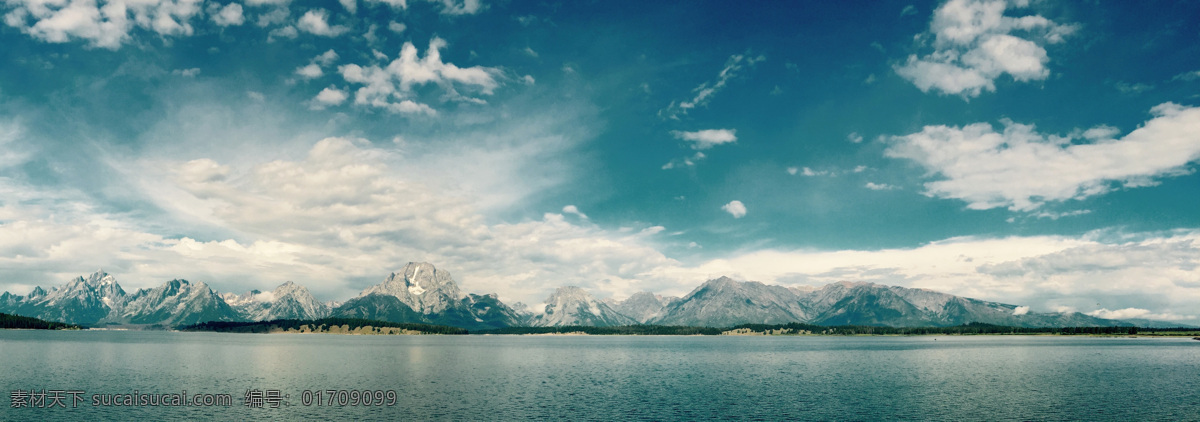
left=3, top=266, right=1192, bottom=329
left=331, top=293, right=428, bottom=323
left=611, top=292, right=677, bottom=324
left=651, top=277, right=811, bottom=327
left=331, top=262, right=524, bottom=330
left=802, top=281, right=1123, bottom=328
left=530, top=286, right=636, bottom=327
left=0, top=270, right=126, bottom=325
left=222, top=281, right=330, bottom=321
left=652, top=278, right=1137, bottom=328
left=461, top=293, right=528, bottom=328
left=108, top=279, right=241, bottom=326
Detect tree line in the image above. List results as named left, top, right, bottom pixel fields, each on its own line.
left=0, top=312, right=81, bottom=330
left=727, top=322, right=1142, bottom=335
left=179, top=318, right=468, bottom=334
left=473, top=325, right=724, bottom=335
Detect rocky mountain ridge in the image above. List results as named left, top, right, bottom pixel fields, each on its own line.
left=1, top=266, right=1189, bottom=329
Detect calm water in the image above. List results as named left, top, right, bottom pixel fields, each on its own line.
left=1, top=331, right=1198, bottom=421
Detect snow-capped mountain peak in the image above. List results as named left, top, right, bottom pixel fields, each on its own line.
left=357, top=262, right=462, bottom=314
left=530, top=286, right=636, bottom=327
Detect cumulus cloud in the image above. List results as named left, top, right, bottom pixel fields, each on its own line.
left=562, top=205, right=587, bottom=220
left=659, top=53, right=765, bottom=119
left=1012, top=305, right=1029, bottom=315
left=211, top=2, right=245, bottom=26
left=297, top=9, right=349, bottom=37
left=313, top=49, right=339, bottom=66
left=721, top=200, right=747, bottom=218
left=671, top=129, right=737, bottom=150
left=293, top=49, right=339, bottom=79
left=267, top=25, right=298, bottom=41
left=3, top=0, right=205, bottom=49
left=885, top=103, right=1200, bottom=211
left=310, top=86, right=348, bottom=109
left=848, top=132, right=864, bottom=143
left=894, top=0, right=1077, bottom=98
left=864, top=182, right=898, bottom=190
left=295, top=63, right=323, bottom=79
left=338, top=0, right=356, bottom=14
left=337, top=37, right=500, bottom=115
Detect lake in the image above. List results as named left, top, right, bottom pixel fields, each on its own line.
left=1, top=331, right=1198, bottom=421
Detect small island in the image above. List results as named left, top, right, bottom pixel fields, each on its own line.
left=1, top=312, right=81, bottom=330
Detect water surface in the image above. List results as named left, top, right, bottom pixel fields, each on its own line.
left=1, top=331, right=1197, bottom=421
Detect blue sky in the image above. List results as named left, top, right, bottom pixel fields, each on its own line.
left=1, top=0, right=1199, bottom=322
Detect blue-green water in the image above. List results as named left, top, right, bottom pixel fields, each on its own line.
left=1, top=331, right=1198, bottom=421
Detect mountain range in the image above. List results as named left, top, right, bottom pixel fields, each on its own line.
left=0, top=263, right=1188, bottom=329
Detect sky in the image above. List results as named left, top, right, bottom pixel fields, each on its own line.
left=1, top=0, right=1199, bottom=323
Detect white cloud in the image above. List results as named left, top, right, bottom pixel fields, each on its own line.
left=311, top=86, right=348, bottom=109
left=4, top=131, right=1200, bottom=322
left=670, top=129, right=737, bottom=150
left=721, top=200, right=747, bottom=219
left=659, top=53, right=765, bottom=119
left=297, top=9, right=348, bottom=37
left=254, top=5, right=289, bottom=27
left=337, top=37, right=500, bottom=115
left=523, top=46, right=538, bottom=58
left=853, top=165, right=867, bottom=173
left=1012, top=305, right=1029, bottom=315
left=172, top=68, right=201, bottom=77
left=387, top=21, right=405, bottom=33
left=267, top=25, right=297, bottom=41
left=364, top=0, right=482, bottom=15
left=212, top=3, right=245, bottom=26
left=111, top=137, right=674, bottom=303
left=894, top=0, right=1076, bottom=98
left=1033, top=209, right=1090, bottom=220
left=1086, top=308, right=1195, bottom=322
left=800, top=167, right=827, bottom=177
left=338, top=0, right=356, bottom=14
left=661, top=152, right=705, bottom=170
left=1171, top=70, right=1200, bottom=82
left=562, top=205, right=587, bottom=220
left=885, top=103, right=1200, bottom=211
left=848, top=132, right=863, bottom=143
left=1113, top=81, right=1153, bottom=94
left=313, top=49, right=339, bottom=66
left=521, top=75, right=535, bottom=85
left=640, top=226, right=665, bottom=236
left=786, top=167, right=799, bottom=175
left=245, top=0, right=289, bottom=6
left=295, top=63, right=323, bottom=79
left=431, top=0, right=482, bottom=15
left=864, top=182, right=898, bottom=190
left=3, top=0, right=205, bottom=49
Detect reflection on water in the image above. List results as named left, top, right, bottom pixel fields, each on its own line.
left=1, top=331, right=1198, bottom=421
